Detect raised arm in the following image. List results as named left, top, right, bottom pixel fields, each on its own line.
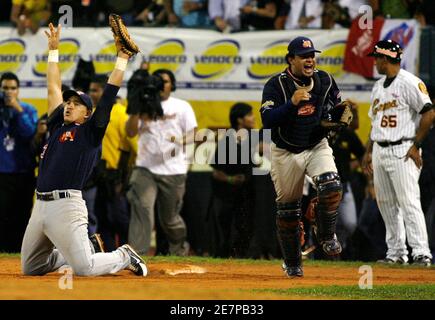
left=92, top=15, right=138, bottom=133
left=91, top=51, right=131, bottom=132
left=44, top=23, right=63, bottom=116
left=107, top=51, right=130, bottom=87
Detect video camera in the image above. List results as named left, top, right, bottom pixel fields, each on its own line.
left=126, top=69, right=164, bottom=119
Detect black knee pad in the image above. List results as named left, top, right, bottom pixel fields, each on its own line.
left=314, top=172, right=343, bottom=213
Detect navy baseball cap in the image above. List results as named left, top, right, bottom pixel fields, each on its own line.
left=367, top=39, right=403, bottom=61
left=62, top=90, right=93, bottom=110
left=287, top=36, right=321, bottom=56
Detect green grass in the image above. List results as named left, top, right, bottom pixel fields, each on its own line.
left=145, top=255, right=434, bottom=269
left=256, top=284, right=435, bottom=300
left=1, top=253, right=433, bottom=270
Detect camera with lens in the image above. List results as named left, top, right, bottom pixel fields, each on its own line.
left=126, top=69, right=164, bottom=119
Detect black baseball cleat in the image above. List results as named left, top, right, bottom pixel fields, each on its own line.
left=121, top=244, right=148, bottom=276
left=320, top=234, right=342, bottom=256
left=412, top=255, right=431, bottom=267
left=282, top=262, right=303, bottom=278
left=89, top=233, right=105, bottom=253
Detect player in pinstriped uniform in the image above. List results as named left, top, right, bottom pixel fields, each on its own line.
left=362, top=40, right=435, bottom=266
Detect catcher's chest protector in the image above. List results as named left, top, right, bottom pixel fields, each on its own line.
left=275, top=71, right=332, bottom=150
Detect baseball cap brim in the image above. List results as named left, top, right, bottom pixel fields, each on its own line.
left=294, top=48, right=322, bottom=56
left=62, top=90, right=93, bottom=110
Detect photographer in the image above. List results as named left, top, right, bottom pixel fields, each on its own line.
left=0, top=72, right=38, bottom=252
left=125, top=69, right=197, bottom=256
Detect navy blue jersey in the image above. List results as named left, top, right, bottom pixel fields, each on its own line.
left=36, top=84, right=119, bottom=192
left=261, top=69, right=341, bottom=153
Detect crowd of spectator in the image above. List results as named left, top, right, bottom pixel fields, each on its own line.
left=1, top=0, right=434, bottom=36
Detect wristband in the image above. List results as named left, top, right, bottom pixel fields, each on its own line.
left=48, top=50, right=59, bottom=63
left=115, top=57, right=128, bottom=71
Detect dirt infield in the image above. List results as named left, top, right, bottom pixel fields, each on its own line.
left=1, top=257, right=435, bottom=299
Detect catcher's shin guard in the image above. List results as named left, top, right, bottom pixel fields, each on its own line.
left=313, top=172, right=343, bottom=256
left=276, top=201, right=303, bottom=270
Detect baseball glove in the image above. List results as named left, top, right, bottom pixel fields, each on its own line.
left=320, top=100, right=354, bottom=130
left=109, top=13, right=140, bottom=57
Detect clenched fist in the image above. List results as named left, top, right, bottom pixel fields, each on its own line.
left=291, top=89, right=311, bottom=106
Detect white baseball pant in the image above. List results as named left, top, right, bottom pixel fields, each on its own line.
left=373, top=141, right=432, bottom=261
left=21, top=190, right=130, bottom=276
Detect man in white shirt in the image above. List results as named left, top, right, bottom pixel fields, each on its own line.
left=285, top=0, right=323, bottom=29
left=208, top=0, right=250, bottom=32
left=125, top=69, right=197, bottom=255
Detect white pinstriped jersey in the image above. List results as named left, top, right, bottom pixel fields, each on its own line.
left=369, top=69, right=432, bottom=142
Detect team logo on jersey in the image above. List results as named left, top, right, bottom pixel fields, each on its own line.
left=261, top=100, right=275, bottom=109
left=372, top=99, right=397, bottom=115
left=59, top=129, right=77, bottom=143
left=298, top=104, right=315, bottom=116
left=418, top=82, right=429, bottom=96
